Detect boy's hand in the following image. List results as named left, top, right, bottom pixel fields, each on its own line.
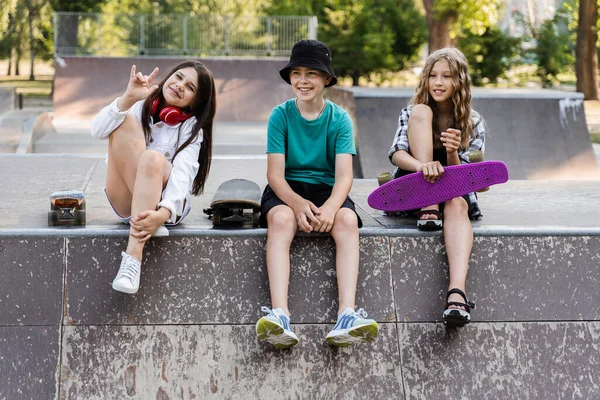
left=129, top=208, right=170, bottom=243
left=418, top=161, right=444, bottom=183
left=292, top=199, right=321, bottom=233
left=441, top=128, right=461, bottom=154
left=312, top=204, right=336, bottom=233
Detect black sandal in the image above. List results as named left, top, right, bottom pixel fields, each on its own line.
left=443, top=288, right=475, bottom=327
left=416, top=209, right=443, bottom=231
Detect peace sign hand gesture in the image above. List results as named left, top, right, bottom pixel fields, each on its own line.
left=117, top=65, right=160, bottom=111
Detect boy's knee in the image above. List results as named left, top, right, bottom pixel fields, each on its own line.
left=267, top=206, right=296, bottom=232
left=333, top=209, right=358, bottom=233
left=137, top=150, right=164, bottom=175
left=411, top=104, right=433, bottom=121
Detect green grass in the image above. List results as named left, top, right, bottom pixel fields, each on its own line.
left=0, top=75, right=53, bottom=98
left=590, top=132, right=600, bottom=144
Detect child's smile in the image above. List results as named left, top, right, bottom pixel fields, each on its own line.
left=162, top=67, right=198, bottom=109
left=428, top=59, right=454, bottom=104
left=290, top=67, right=330, bottom=102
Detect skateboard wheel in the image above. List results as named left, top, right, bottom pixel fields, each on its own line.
left=377, top=172, right=392, bottom=186
left=252, top=212, right=260, bottom=227
left=468, top=151, right=489, bottom=192
left=468, top=150, right=483, bottom=163
left=48, top=210, right=60, bottom=226
left=213, top=211, right=222, bottom=225
left=74, top=210, right=86, bottom=226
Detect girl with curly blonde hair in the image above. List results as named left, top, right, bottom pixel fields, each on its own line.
left=388, top=47, right=486, bottom=327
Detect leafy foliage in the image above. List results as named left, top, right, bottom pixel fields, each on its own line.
left=458, top=26, right=521, bottom=86
left=518, top=0, right=576, bottom=87
left=266, top=0, right=426, bottom=85
left=437, top=0, right=500, bottom=35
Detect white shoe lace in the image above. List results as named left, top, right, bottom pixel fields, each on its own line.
left=355, top=308, right=368, bottom=319
left=261, top=306, right=283, bottom=320
left=116, top=252, right=140, bottom=283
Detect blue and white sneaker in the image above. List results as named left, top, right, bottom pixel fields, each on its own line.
left=256, top=306, right=299, bottom=349
left=325, top=307, right=379, bottom=347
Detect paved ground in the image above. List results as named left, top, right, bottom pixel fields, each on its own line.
left=0, top=97, right=599, bottom=234
left=2, top=153, right=600, bottom=235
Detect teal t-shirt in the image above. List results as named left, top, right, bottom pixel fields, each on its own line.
left=266, top=99, right=356, bottom=186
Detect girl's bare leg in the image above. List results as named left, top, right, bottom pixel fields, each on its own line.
left=443, top=197, right=473, bottom=309
left=105, top=114, right=171, bottom=261
left=105, top=114, right=146, bottom=217
left=407, top=105, right=438, bottom=217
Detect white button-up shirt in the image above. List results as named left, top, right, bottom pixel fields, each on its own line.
left=91, top=98, right=202, bottom=223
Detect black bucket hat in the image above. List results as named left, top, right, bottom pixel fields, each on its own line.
left=279, top=40, right=337, bottom=87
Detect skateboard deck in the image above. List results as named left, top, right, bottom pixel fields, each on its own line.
left=203, top=179, right=261, bottom=227
left=48, top=189, right=86, bottom=226
left=368, top=161, right=508, bottom=212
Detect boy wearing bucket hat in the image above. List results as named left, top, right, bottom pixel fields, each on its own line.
left=255, top=40, right=379, bottom=349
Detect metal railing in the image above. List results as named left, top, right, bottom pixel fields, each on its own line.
left=53, top=12, right=317, bottom=57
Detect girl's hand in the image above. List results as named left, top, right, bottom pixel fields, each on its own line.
left=292, top=199, right=321, bottom=233
left=418, top=161, right=444, bottom=183
left=312, top=204, right=336, bottom=233
left=124, top=65, right=160, bottom=104
left=441, top=128, right=461, bottom=154
left=129, top=209, right=169, bottom=243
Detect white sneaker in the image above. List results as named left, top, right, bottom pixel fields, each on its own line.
left=112, top=252, right=141, bottom=294
left=152, top=225, right=169, bottom=237
left=325, top=307, right=379, bottom=347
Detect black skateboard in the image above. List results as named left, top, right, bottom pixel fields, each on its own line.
left=48, top=190, right=86, bottom=226
left=203, top=179, right=261, bottom=227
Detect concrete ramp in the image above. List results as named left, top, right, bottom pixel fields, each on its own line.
left=54, top=56, right=292, bottom=123
left=0, top=87, right=14, bottom=115
left=328, top=87, right=597, bottom=179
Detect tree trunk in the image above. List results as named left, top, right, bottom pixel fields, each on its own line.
left=29, top=7, right=35, bottom=81
left=422, top=0, right=455, bottom=53
left=7, top=52, right=12, bottom=75
left=576, top=0, right=599, bottom=100
left=15, top=51, right=20, bottom=75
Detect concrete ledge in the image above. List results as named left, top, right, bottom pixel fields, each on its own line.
left=2, top=155, right=600, bottom=398
left=61, top=324, right=402, bottom=399
left=0, top=326, right=60, bottom=399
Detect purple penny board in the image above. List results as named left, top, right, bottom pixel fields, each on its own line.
left=368, top=161, right=509, bottom=212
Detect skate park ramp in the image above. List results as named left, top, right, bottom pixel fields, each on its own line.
left=53, top=56, right=291, bottom=123
left=327, top=87, right=598, bottom=180
left=0, top=87, right=14, bottom=115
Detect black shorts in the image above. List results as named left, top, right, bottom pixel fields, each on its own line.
left=259, top=180, right=363, bottom=228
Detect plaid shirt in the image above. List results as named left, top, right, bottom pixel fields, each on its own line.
left=388, top=105, right=487, bottom=218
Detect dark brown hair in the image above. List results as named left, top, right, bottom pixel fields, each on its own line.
left=141, top=60, right=216, bottom=195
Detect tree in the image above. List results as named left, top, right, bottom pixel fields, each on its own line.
left=520, top=0, right=577, bottom=87
left=321, top=0, right=426, bottom=85
left=575, top=0, right=599, bottom=99
left=266, top=0, right=426, bottom=85
left=0, top=0, right=23, bottom=75
left=458, top=26, right=521, bottom=86
left=423, top=0, right=500, bottom=53
left=23, top=0, right=48, bottom=80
